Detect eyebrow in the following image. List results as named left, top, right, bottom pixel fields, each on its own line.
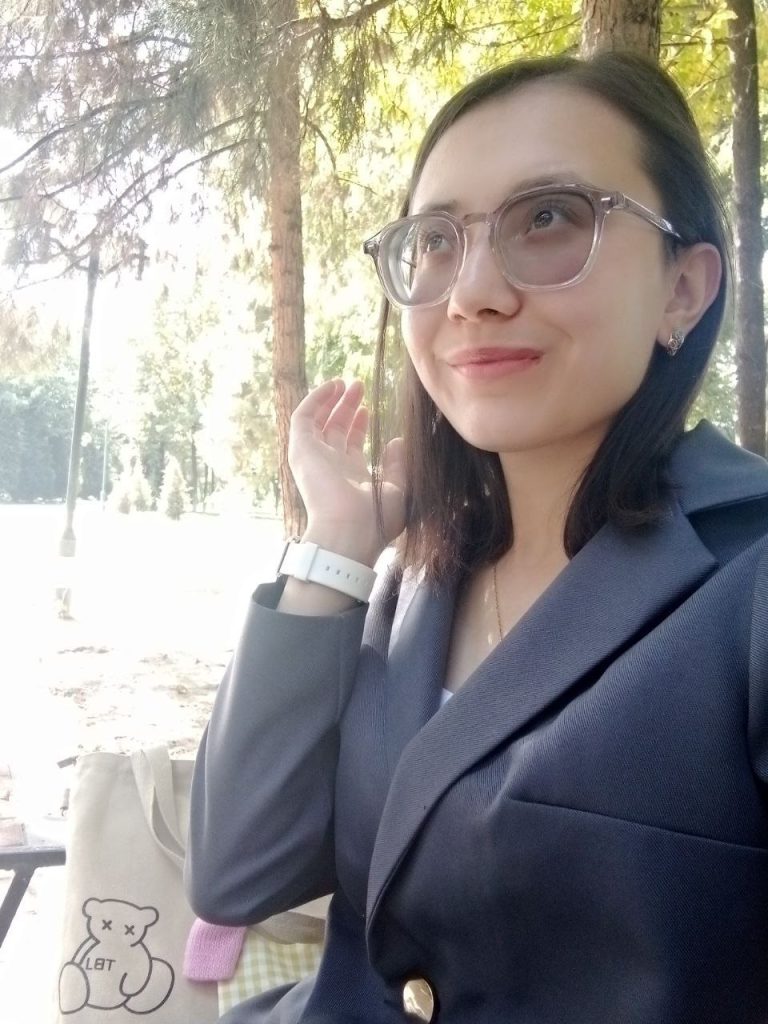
left=415, top=172, right=588, bottom=215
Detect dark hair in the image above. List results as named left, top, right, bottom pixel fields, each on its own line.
left=371, top=51, right=730, bottom=582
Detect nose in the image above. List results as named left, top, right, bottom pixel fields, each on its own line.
left=446, top=226, right=523, bottom=323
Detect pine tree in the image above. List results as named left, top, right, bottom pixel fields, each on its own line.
left=0, top=0, right=471, bottom=535
left=159, top=455, right=187, bottom=520
left=130, top=461, right=153, bottom=512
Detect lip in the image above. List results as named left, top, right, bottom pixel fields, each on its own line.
left=448, top=346, right=544, bottom=379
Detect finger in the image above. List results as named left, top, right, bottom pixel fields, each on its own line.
left=347, top=405, right=369, bottom=453
left=291, top=380, right=343, bottom=437
left=323, top=380, right=365, bottom=446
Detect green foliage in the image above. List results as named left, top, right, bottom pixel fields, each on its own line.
left=111, top=473, right=133, bottom=514
left=0, top=386, right=22, bottom=499
left=131, top=462, right=154, bottom=511
left=0, top=298, right=71, bottom=376
left=0, top=375, right=73, bottom=500
left=0, top=0, right=583, bottom=276
left=109, top=456, right=154, bottom=513
left=0, top=0, right=755, bottom=503
left=690, top=334, right=738, bottom=438
left=0, top=0, right=200, bottom=272
left=159, top=454, right=187, bottom=519
left=129, top=282, right=215, bottom=500
left=197, top=343, right=280, bottom=510
left=0, top=372, right=109, bottom=501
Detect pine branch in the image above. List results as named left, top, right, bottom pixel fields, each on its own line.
left=0, top=91, right=185, bottom=175
left=495, top=16, right=581, bottom=48
left=305, top=118, right=336, bottom=172
left=335, top=174, right=382, bottom=197
left=282, top=0, right=398, bottom=41
left=1, top=33, right=191, bottom=60
left=66, top=138, right=247, bottom=264
left=11, top=256, right=88, bottom=290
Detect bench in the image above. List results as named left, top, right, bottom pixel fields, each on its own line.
left=0, top=835, right=66, bottom=947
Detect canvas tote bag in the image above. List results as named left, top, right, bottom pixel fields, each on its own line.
left=55, top=748, right=219, bottom=1023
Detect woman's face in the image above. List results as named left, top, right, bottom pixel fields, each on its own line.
left=403, top=83, right=682, bottom=458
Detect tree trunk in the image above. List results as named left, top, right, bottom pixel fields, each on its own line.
left=580, top=0, right=660, bottom=59
left=729, top=0, right=766, bottom=456
left=266, top=0, right=308, bottom=539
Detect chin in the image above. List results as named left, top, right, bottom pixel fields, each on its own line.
left=448, top=409, right=613, bottom=460
left=446, top=415, right=542, bottom=454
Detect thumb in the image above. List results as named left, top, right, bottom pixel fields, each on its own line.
left=380, top=437, right=406, bottom=492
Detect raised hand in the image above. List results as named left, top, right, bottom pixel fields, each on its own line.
left=288, top=379, right=406, bottom=567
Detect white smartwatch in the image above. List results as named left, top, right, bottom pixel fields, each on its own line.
left=277, top=540, right=377, bottom=603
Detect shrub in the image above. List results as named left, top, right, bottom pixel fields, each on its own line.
left=130, top=463, right=153, bottom=511
left=110, top=471, right=133, bottom=514
left=109, top=458, right=153, bottom=513
left=159, top=456, right=186, bottom=520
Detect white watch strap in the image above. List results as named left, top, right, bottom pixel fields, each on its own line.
left=278, top=541, right=376, bottom=602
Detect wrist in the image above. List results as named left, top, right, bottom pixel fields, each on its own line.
left=278, top=539, right=377, bottom=603
left=302, top=523, right=383, bottom=568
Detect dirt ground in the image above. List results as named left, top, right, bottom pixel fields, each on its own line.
left=0, top=502, right=285, bottom=1024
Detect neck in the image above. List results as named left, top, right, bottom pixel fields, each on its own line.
left=498, top=429, right=603, bottom=569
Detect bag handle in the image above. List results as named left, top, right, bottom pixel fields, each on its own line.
left=131, top=747, right=186, bottom=869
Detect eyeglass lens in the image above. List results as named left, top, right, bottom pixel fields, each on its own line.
left=383, top=190, right=596, bottom=306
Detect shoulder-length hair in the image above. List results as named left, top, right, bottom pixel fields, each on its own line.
left=371, top=51, right=730, bottom=582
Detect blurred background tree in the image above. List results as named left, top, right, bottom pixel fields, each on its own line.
left=0, top=0, right=764, bottom=521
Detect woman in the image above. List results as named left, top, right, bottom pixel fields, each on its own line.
left=186, top=51, right=768, bottom=1023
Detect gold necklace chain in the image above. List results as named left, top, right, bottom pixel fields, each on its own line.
left=492, top=561, right=503, bottom=641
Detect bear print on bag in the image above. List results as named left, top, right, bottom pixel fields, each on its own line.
left=59, top=897, right=174, bottom=1015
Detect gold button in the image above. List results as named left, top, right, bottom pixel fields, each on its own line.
left=402, top=977, right=435, bottom=1021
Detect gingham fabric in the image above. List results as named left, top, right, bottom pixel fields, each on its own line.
left=218, top=927, right=323, bottom=1013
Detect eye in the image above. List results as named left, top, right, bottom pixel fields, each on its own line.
left=415, top=226, right=455, bottom=259
left=422, top=230, right=450, bottom=252
left=532, top=208, right=555, bottom=229
left=396, top=217, right=458, bottom=277
left=527, top=202, right=570, bottom=231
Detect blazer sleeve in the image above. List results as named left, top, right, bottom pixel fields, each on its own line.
left=748, top=538, right=768, bottom=788
left=185, top=579, right=367, bottom=926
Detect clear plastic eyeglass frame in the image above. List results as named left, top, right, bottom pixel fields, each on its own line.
left=362, top=182, right=683, bottom=310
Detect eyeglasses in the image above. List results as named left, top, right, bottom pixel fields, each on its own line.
left=362, top=182, right=682, bottom=309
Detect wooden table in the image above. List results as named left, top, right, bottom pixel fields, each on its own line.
left=0, top=836, right=66, bottom=947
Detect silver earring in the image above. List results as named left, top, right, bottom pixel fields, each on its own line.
left=667, top=328, right=685, bottom=357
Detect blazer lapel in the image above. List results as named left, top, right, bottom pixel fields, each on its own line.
left=382, top=569, right=457, bottom=777
left=366, top=501, right=717, bottom=926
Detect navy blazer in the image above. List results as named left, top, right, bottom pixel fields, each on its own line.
left=187, top=422, right=768, bottom=1024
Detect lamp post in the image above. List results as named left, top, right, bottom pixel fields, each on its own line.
left=56, top=245, right=100, bottom=617
left=56, top=236, right=148, bottom=618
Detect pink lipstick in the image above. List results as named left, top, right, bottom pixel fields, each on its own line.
left=448, top=347, right=543, bottom=379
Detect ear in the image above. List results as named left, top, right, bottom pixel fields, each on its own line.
left=140, top=905, right=159, bottom=926
left=656, top=242, right=722, bottom=350
left=83, top=898, right=101, bottom=917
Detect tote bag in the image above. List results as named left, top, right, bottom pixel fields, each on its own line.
left=55, top=748, right=219, bottom=1024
